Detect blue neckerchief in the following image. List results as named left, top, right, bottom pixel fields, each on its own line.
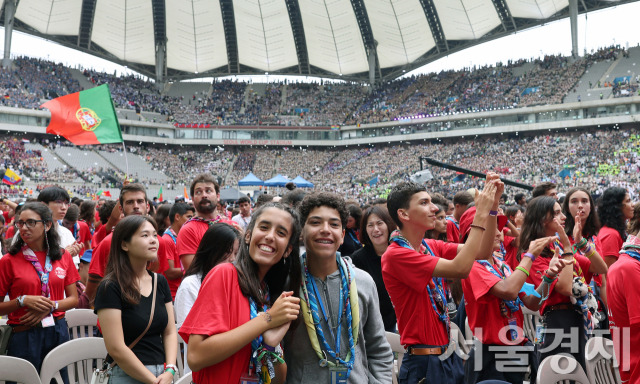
left=622, top=249, right=640, bottom=262
left=446, top=217, right=459, bottom=230
left=249, top=288, right=270, bottom=383
left=347, top=229, right=361, bottom=247
left=476, top=256, right=523, bottom=313
left=164, top=228, right=177, bottom=244
left=389, top=230, right=450, bottom=336
left=301, top=252, right=355, bottom=377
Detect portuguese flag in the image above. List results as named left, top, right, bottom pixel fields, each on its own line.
left=41, top=84, right=123, bottom=145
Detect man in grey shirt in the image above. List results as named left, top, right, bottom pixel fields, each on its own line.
left=285, top=192, right=393, bottom=383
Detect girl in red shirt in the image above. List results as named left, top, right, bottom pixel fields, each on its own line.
left=0, top=202, right=79, bottom=377
left=180, top=203, right=302, bottom=384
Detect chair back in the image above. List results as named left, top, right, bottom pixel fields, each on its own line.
left=0, top=355, right=42, bottom=384
left=537, top=354, right=590, bottom=384
left=450, top=322, right=470, bottom=357
left=521, top=306, right=541, bottom=343
left=176, top=329, right=189, bottom=378
left=39, top=337, right=108, bottom=384
left=175, top=371, right=192, bottom=384
left=585, top=336, right=622, bottom=384
left=385, top=331, right=404, bottom=384
left=65, top=309, right=98, bottom=339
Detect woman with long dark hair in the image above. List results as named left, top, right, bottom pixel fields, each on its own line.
left=596, top=187, right=634, bottom=267
left=351, top=206, right=398, bottom=331
left=0, top=202, right=79, bottom=379
left=94, top=215, right=178, bottom=383
left=338, top=204, right=363, bottom=256
left=179, top=203, right=302, bottom=384
left=522, top=196, right=607, bottom=371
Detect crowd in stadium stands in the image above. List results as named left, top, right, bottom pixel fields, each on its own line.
left=0, top=45, right=633, bottom=129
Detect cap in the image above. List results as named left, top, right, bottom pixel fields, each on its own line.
left=80, top=249, right=92, bottom=264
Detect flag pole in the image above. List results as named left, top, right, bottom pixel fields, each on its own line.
left=121, top=141, right=130, bottom=180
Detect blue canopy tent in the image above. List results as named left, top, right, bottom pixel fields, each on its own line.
left=264, top=174, right=291, bottom=187
left=292, top=175, right=314, bottom=188
left=238, top=172, right=264, bottom=186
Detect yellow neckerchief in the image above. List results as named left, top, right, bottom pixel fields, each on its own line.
left=299, top=254, right=359, bottom=367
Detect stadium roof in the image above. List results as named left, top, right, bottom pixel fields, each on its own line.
left=1, top=0, right=636, bottom=83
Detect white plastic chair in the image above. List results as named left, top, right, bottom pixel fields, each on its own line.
left=464, top=317, right=473, bottom=342
left=585, top=336, right=622, bottom=384
left=536, top=354, right=590, bottom=384
left=450, top=322, right=470, bottom=357
left=175, top=371, right=192, bottom=384
left=65, top=309, right=98, bottom=339
left=176, top=329, right=188, bottom=378
left=521, top=306, right=542, bottom=343
left=0, top=355, right=42, bottom=383
left=40, top=337, right=107, bottom=384
left=385, top=331, right=404, bottom=384
left=0, top=318, right=7, bottom=326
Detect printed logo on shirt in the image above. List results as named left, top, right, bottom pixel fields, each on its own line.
left=55, top=266, right=66, bottom=279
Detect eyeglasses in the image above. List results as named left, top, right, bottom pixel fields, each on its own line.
left=54, top=200, right=70, bottom=206
left=16, top=219, right=46, bottom=228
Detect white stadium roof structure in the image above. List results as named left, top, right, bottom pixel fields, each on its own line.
left=0, top=0, right=636, bottom=83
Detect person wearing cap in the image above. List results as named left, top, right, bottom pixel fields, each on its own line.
left=382, top=173, right=502, bottom=384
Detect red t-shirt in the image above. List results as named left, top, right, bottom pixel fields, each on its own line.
left=73, top=221, right=92, bottom=253
left=162, top=232, right=181, bottom=299
left=382, top=239, right=458, bottom=346
left=462, top=260, right=526, bottom=345
left=607, top=253, right=640, bottom=383
left=446, top=219, right=460, bottom=244
left=503, top=235, right=518, bottom=270
left=595, top=226, right=623, bottom=260
left=92, top=225, right=107, bottom=249
left=177, top=217, right=235, bottom=259
left=179, top=263, right=251, bottom=384
left=0, top=249, right=80, bottom=324
left=5, top=225, right=15, bottom=239
left=89, top=233, right=169, bottom=278
left=526, top=252, right=592, bottom=314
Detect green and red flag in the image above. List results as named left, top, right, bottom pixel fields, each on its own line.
left=41, top=84, right=123, bottom=145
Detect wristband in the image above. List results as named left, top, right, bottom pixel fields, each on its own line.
left=262, top=310, right=272, bottom=323
left=522, top=252, right=536, bottom=262
left=489, top=210, right=498, bottom=216
left=263, top=343, right=276, bottom=352
left=574, top=238, right=588, bottom=251
left=470, top=224, right=486, bottom=231
left=164, top=363, right=178, bottom=375
left=515, top=266, right=530, bottom=277
left=164, top=368, right=175, bottom=376
left=561, top=252, right=574, bottom=257
left=17, top=295, right=25, bottom=307
left=542, top=273, right=556, bottom=284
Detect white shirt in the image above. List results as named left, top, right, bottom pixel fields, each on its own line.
left=232, top=213, right=251, bottom=231
left=174, top=273, right=202, bottom=375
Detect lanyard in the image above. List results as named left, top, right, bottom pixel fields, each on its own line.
left=22, top=246, right=52, bottom=297
left=346, top=230, right=361, bottom=247
left=446, top=217, right=459, bottom=230
left=308, top=267, right=344, bottom=352
left=249, top=287, right=270, bottom=383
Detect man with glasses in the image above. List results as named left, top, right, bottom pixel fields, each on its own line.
left=36, top=186, right=82, bottom=263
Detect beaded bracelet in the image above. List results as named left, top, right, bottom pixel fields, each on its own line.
left=542, top=273, right=556, bottom=284
left=515, top=266, right=530, bottom=277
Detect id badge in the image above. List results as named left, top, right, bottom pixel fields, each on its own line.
left=329, top=366, right=348, bottom=384
left=41, top=314, right=55, bottom=328
left=239, top=365, right=259, bottom=384
left=507, top=317, right=518, bottom=341
left=535, top=323, right=545, bottom=345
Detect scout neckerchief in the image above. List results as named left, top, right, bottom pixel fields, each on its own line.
left=58, top=220, right=79, bottom=241
left=186, top=215, right=223, bottom=227
left=554, top=238, right=593, bottom=339
left=22, top=245, right=52, bottom=297
left=476, top=255, right=523, bottom=314
left=299, top=253, right=359, bottom=379
left=80, top=219, right=94, bottom=236
left=389, top=229, right=450, bottom=336
left=620, top=234, right=640, bottom=262
left=249, top=286, right=271, bottom=384
left=164, top=227, right=178, bottom=244
left=446, top=216, right=459, bottom=230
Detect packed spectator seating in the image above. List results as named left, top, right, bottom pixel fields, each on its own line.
left=4, top=46, right=636, bottom=129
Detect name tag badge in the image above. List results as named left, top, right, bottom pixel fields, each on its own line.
left=507, top=317, right=519, bottom=341
left=330, top=366, right=348, bottom=384
left=535, top=323, right=545, bottom=344
left=41, top=314, right=55, bottom=328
